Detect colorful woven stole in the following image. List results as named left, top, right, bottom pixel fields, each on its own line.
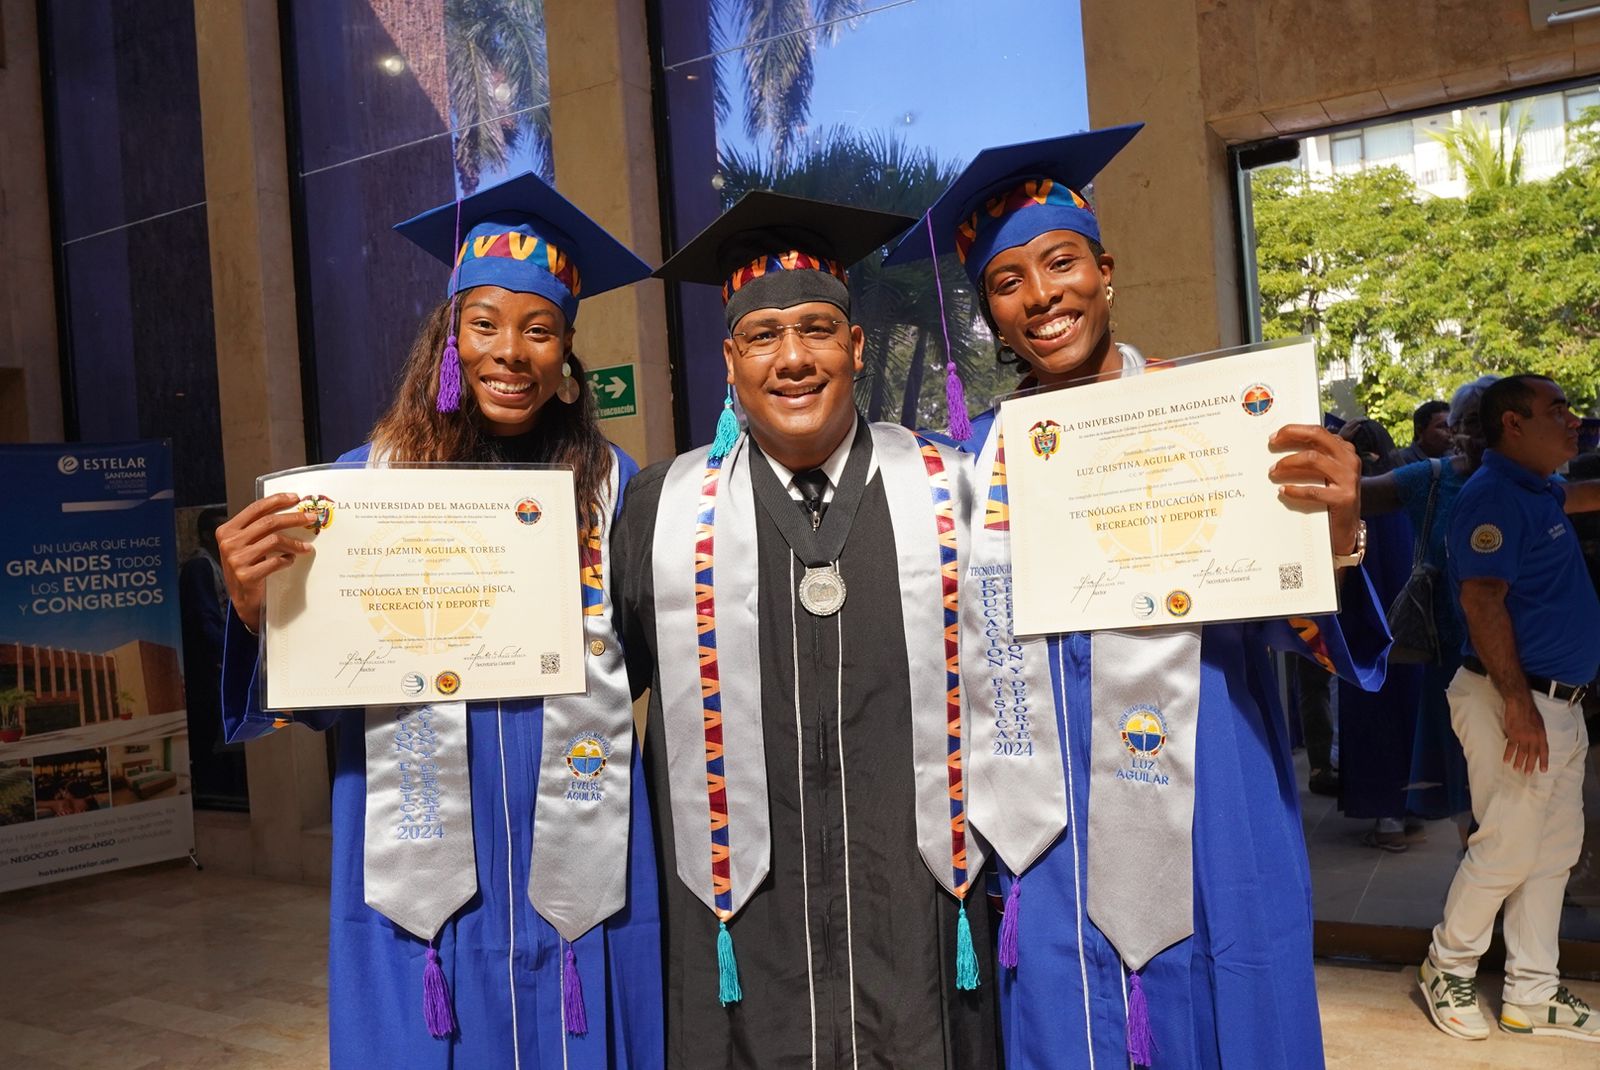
left=871, top=424, right=988, bottom=988
left=653, top=435, right=768, bottom=1005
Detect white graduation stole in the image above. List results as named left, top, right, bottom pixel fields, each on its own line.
left=651, top=424, right=986, bottom=1014
left=961, top=347, right=1203, bottom=1062
left=359, top=452, right=634, bottom=1040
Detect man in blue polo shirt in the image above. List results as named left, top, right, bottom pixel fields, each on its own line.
left=1419, top=374, right=1600, bottom=1043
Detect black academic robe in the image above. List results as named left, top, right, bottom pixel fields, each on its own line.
left=611, top=444, right=1001, bottom=1070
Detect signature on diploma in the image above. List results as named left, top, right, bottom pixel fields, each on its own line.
left=1070, top=567, right=1122, bottom=608
left=1196, top=555, right=1261, bottom=586
left=463, top=643, right=526, bottom=669
left=335, top=646, right=399, bottom=686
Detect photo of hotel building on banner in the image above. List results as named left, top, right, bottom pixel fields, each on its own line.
left=0, top=637, right=190, bottom=825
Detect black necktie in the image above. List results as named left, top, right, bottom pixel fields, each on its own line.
left=793, top=468, right=829, bottom=528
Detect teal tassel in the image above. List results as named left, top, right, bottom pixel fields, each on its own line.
left=955, top=901, right=981, bottom=991
left=717, top=920, right=743, bottom=1006
left=709, top=387, right=741, bottom=461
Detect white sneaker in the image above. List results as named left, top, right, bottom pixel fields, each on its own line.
left=1418, top=960, right=1490, bottom=1040
left=1500, top=986, right=1600, bottom=1042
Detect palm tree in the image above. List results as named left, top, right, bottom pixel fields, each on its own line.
left=714, top=0, right=864, bottom=166
left=717, top=128, right=1004, bottom=427
left=1427, top=102, right=1532, bottom=194
left=446, top=0, right=552, bottom=192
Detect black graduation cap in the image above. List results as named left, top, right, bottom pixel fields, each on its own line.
left=656, top=191, right=915, bottom=330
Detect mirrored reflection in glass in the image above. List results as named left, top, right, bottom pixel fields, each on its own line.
left=283, top=0, right=556, bottom=458
left=41, top=0, right=223, bottom=507
left=653, top=0, right=1089, bottom=445
left=287, top=0, right=554, bottom=184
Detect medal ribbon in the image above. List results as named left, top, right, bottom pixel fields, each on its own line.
left=746, top=418, right=874, bottom=567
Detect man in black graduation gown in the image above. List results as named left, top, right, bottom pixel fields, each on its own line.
left=611, top=193, right=999, bottom=1069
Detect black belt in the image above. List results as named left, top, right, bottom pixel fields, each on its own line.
left=1462, top=655, right=1589, bottom=704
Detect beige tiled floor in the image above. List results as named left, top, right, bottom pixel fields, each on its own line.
left=1, top=861, right=1597, bottom=1068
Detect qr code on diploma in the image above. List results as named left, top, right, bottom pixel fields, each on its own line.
left=540, top=652, right=561, bottom=674
left=1279, top=563, right=1304, bottom=590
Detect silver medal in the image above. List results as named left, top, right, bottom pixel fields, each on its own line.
left=798, top=563, right=846, bottom=616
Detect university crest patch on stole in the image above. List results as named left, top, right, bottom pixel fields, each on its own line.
left=1116, top=704, right=1171, bottom=786
left=564, top=732, right=611, bottom=802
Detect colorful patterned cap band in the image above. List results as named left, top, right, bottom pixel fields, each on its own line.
left=880, top=124, right=1143, bottom=286
left=393, top=171, right=654, bottom=328
left=720, top=251, right=848, bottom=305
left=450, top=218, right=583, bottom=323
left=955, top=178, right=1095, bottom=267
left=951, top=177, right=1102, bottom=287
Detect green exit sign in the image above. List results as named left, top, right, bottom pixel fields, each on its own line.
left=586, top=363, right=637, bottom=419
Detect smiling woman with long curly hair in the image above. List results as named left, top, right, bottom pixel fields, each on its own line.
left=208, top=172, right=665, bottom=1070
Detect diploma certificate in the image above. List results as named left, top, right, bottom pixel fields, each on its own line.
left=256, top=465, right=586, bottom=709
left=1002, top=339, right=1337, bottom=635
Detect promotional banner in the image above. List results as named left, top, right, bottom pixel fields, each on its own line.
left=0, top=442, right=194, bottom=891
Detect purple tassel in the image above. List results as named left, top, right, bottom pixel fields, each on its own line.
left=563, top=942, right=588, bottom=1036
left=422, top=943, right=457, bottom=1039
left=436, top=193, right=465, bottom=415
left=924, top=212, right=972, bottom=441
left=997, top=878, right=1021, bottom=970
left=945, top=360, right=972, bottom=442
left=1127, top=970, right=1154, bottom=1068
left=437, top=332, right=462, bottom=413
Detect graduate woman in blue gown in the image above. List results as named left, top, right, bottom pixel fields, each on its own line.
left=885, top=128, right=1392, bottom=1069
left=213, top=174, right=663, bottom=1070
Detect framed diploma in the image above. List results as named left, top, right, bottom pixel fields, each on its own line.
left=255, top=464, right=586, bottom=709
left=1001, top=337, right=1338, bottom=636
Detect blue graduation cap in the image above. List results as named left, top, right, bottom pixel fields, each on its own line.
left=393, top=171, right=653, bottom=412
left=882, top=124, right=1143, bottom=287
left=394, top=171, right=652, bottom=327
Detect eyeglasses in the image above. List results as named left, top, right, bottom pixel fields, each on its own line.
left=731, top=318, right=846, bottom=358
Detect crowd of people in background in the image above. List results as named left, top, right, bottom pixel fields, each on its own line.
left=1299, top=378, right=1600, bottom=849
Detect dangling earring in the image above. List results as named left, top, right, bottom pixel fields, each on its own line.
left=1106, top=285, right=1115, bottom=307
left=557, top=359, right=581, bottom=404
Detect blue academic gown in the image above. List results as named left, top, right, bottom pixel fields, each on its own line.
left=221, top=443, right=663, bottom=1070
left=961, top=411, right=1390, bottom=1069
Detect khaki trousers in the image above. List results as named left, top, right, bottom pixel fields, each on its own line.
left=1427, top=666, right=1588, bottom=1005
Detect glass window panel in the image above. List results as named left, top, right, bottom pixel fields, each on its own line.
left=40, top=0, right=224, bottom=508
left=1242, top=85, right=1600, bottom=949
left=1567, top=87, right=1600, bottom=124
left=1362, top=122, right=1413, bottom=172
left=654, top=0, right=1089, bottom=444
left=1330, top=133, right=1363, bottom=174
left=283, top=0, right=556, bottom=460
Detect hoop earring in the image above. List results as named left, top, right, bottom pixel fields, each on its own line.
left=557, top=359, right=581, bottom=404
left=1106, top=285, right=1115, bottom=307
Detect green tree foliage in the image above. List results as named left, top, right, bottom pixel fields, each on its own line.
left=1251, top=138, right=1600, bottom=439
left=1426, top=102, right=1532, bottom=193
left=714, top=0, right=865, bottom=167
